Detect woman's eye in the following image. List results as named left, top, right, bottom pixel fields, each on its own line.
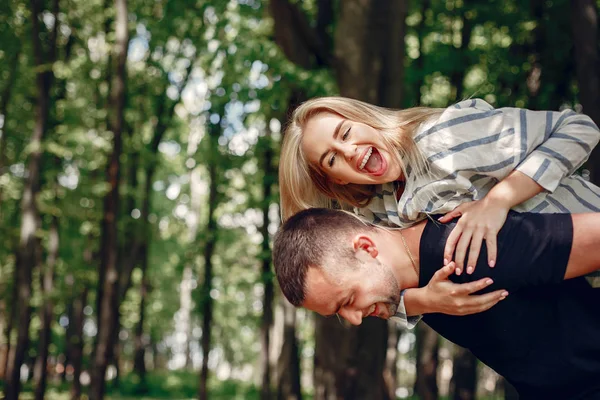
left=342, top=127, right=351, bottom=141
left=328, top=153, right=336, bottom=167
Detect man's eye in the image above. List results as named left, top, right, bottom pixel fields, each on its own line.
left=342, top=127, right=351, bottom=140
left=328, top=153, right=336, bottom=167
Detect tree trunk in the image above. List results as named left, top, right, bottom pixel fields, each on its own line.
left=133, top=155, right=158, bottom=383
left=177, top=112, right=203, bottom=370
left=449, top=346, right=477, bottom=400
left=525, top=0, right=545, bottom=109
left=4, top=0, right=57, bottom=397
left=90, top=0, right=129, bottom=397
left=318, top=2, right=408, bottom=398
left=176, top=263, right=195, bottom=369
left=271, top=1, right=408, bottom=397
left=33, top=215, right=59, bottom=400
left=413, top=0, right=430, bottom=105
left=260, top=129, right=276, bottom=400
left=132, top=166, right=153, bottom=383
left=61, top=298, right=72, bottom=383
left=276, top=298, right=302, bottom=400
left=383, top=323, right=401, bottom=399
left=0, top=47, right=20, bottom=215
left=314, top=316, right=390, bottom=400
left=275, top=91, right=305, bottom=400
left=198, top=118, right=220, bottom=400
left=414, top=323, right=439, bottom=400
left=571, top=0, right=600, bottom=182
left=0, top=266, right=18, bottom=380
left=95, top=0, right=114, bottom=330
left=133, top=245, right=148, bottom=382
left=68, top=286, right=87, bottom=400
left=450, top=3, right=473, bottom=103
left=334, top=0, right=407, bottom=108
left=62, top=277, right=75, bottom=384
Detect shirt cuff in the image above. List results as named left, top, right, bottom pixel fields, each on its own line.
left=516, top=152, right=566, bottom=193
left=390, top=289, right=422, bottom=329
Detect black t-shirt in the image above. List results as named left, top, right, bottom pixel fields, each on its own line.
left=419, top=211, right=600, bottom=399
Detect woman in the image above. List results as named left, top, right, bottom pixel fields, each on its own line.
left=279, top=96, right=600, bottom=325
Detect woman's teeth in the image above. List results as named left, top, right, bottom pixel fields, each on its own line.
left=359, top=147, right=373, bottom=170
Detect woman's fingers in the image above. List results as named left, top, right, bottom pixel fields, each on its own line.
left=454, top=228, right=473, bottom=272
left=438, top=209, right=462, bottom=223
left=486, top=233, right=498, bottom=267
left=466, top=230, right=485, bottom=274
left=443, top=228, right=462, bottom=269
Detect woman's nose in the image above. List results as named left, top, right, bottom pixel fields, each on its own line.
left=337, top=143, right=356, bottom=161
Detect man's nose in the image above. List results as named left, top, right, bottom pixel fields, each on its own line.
left=339, top=308, right=362, bottom=326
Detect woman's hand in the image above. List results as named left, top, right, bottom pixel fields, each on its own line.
left=438, top=199, right=510, bottom=275
left=404, top=263, right=508, bottom=316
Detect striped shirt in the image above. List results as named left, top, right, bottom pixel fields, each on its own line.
left=358, top=99, right=600, bottom=328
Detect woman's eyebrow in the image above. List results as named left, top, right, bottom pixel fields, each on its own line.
left=319, top=119, right=345, bottom=167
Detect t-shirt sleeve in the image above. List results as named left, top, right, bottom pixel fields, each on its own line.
left=419, top=212, right=573, bottom=292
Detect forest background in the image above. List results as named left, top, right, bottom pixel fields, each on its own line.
left=1, top=0, right=599, bottom=399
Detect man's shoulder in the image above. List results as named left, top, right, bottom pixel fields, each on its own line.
left=419, top=212, right=573, bottom=289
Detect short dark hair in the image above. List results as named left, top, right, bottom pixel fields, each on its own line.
left=273, top=208, right=373, bottom=306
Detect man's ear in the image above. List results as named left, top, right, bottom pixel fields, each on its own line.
left=352, top=234, right=378, bottom=258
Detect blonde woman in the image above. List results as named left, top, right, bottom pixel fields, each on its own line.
left=279, top=96, right=600, bottom=326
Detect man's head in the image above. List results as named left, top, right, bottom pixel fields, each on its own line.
left=273, top=208, right=401, bottom=325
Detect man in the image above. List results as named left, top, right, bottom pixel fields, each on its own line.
left=273, top=208, right=600, bottom=399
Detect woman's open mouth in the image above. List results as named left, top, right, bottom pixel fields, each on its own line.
left=358, top=146, right=387, bottom=176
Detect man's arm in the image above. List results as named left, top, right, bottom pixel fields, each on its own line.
left=447, top=211, right=598, bottom=291
left=564, top=213, right=600, bottom=279
left=401, top=212, right=600, bottom=319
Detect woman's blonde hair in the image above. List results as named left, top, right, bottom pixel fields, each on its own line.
left=279, top=96, right=443, bottom=220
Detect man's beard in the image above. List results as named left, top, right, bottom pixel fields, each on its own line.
left=379, top=268, right=401, bottom=318
left=386, top=301, right=398, bottom=316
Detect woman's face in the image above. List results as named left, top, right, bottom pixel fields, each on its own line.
left=301, top=112, right=402, bottom=185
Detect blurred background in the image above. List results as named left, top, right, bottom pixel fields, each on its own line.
left=0, top=0, right=599, bottom=399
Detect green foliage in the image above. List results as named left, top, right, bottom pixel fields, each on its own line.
left=0, top=0, right=594, bottom=398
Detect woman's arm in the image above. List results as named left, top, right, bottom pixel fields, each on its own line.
left=440, top=106, right=600, bottom=273
left=440, top=171, right=544, bottom=273
left=404, top=212, right=600, bottom=322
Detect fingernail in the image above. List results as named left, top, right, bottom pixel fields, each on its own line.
left=467, top=266, right=474, bottom=274
left=438, top=216, right=443, bottom=221
left=443, top=258, right=448, bottom=265
left=456, top=268, right=461, bottom=275
left=501, top=291, right=509, bottom=298
left=486, top=279, right=493, bottom=285
left=489, top=260, right=495, bottom=268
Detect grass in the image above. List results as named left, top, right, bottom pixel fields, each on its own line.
left=1, top=370, right=260, bottom=400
